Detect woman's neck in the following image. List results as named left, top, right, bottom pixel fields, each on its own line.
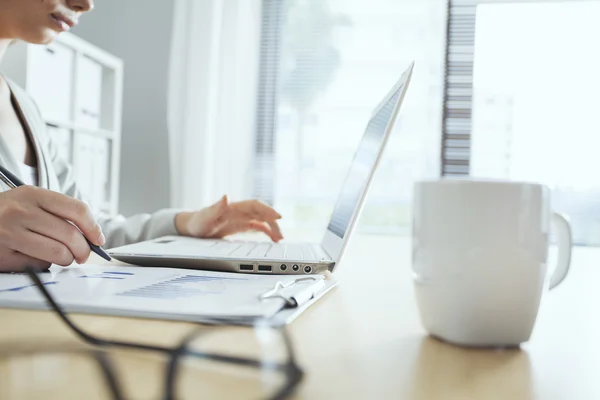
left=0, top=40, right=13, bottom=64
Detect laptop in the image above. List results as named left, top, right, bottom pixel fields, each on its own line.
left=109, top=62, right=414, bottom=275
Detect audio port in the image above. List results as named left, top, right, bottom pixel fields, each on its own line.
left=292, top=264, right=300, bottom=272
left=304, top=265, right=312, bottom=274
left=280, top=264, right=288, bottom=271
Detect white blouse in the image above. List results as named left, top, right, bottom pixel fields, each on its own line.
left=18, top=162, right=38, bottom=186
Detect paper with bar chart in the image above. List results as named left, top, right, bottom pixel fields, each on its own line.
left=0, top=265, right=327, bottom=322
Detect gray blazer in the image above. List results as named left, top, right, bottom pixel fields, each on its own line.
left=2, top=77, right=181, bottom=249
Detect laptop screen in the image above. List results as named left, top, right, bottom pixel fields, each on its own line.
left=326, top=82, right=404, bottom=238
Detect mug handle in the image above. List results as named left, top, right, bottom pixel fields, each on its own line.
left=549, top=213, right=573, bottom=290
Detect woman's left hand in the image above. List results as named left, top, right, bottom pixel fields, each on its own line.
left=174, top=195, right=283, bottom=242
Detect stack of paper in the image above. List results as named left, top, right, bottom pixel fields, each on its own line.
left=0, top=265, right=331, bottom=323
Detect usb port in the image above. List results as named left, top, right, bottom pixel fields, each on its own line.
left=240, top=264, right=254, bottom=271
left=258, top=265, right=272, bottom=272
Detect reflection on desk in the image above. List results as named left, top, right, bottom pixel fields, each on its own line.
left=1, top=234, right=600, bottom=399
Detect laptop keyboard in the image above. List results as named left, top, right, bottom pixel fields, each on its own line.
left=208, top=241, right=327, bottom=261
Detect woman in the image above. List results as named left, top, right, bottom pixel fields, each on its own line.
left=0, top=0, right=282, bottom=272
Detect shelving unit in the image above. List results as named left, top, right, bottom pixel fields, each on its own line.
left=0, top=33, right=123, bottom=215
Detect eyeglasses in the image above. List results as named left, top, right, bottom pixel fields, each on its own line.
left=0, top=267, right=304, bottom=400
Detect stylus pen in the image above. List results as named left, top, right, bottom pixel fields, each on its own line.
left=0, top=164, right=112, bottom=262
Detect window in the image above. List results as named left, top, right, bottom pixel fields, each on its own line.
left=255, top=0, right=600, bottom=245
left=254, top=0, right=446, bottom=235
left=466, top=1, right=600, bottom=245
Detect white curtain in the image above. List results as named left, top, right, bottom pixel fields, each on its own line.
left=167, top=0, right=262, bottom=209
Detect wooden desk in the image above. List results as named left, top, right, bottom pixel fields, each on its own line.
left=1, top=234, right=600, bottom=399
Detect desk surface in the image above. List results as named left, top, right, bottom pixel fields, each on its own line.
left=1, top=234, right=599, bottom=399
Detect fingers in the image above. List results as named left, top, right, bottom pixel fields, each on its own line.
left=219, top=210, right=283, bottom=241
left=10, top=230, right=77, bottom=267
left=225, top=199, right=283, bottom=241
left=0, top=250, right=50, bottom=273
left=26, top=208, right=92, bottom=264
left=218, top=219, right=277, bottom=241
left=185, top=196, right=283, bottom=241
left=248, top=220, right=276, bottom=240
left=206, top=197, right=283, bottom=242
left=230, top=199, right=281, bottom=221
left=0, top=187, right=101, bottom=270
left=266, top=219, right=283, bottom=242
left=33, top=187, right=105, bottom=246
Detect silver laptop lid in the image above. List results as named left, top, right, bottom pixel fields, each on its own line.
left=321, top=62, right=414, bottom=267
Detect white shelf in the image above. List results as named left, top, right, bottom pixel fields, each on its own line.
left=45, top=118, right=115, bottom=140
left=0, top=33, right=123, bottom=216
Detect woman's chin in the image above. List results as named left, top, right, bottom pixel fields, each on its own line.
left=22, top=29, right=59, bottom=45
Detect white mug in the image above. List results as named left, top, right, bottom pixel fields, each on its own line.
left=412, top=179, right=572, bottom=347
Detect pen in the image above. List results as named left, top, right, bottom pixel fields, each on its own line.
left=259, top=276, right=325, bottom=307
left=0, top=164, right=112, bottom=262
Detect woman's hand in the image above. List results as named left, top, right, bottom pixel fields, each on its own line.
left=0, top=186, right=105, bottom=272
left=175, top=195, right=283, bottom=242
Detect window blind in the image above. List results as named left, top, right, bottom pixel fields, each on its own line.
left=253, top=0, right=285, bottom=205
left=253, top=0, right=446, bottom=232
left=441, top=0, right=589, bottom=176
left=441, top=0, right=476, bottom=176
left=447, top=0, right=600, bottom=246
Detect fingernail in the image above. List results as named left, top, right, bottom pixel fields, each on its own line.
left=276, top=213, right=282, bottom=219
left=99, top=232, right=106, bottom=245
